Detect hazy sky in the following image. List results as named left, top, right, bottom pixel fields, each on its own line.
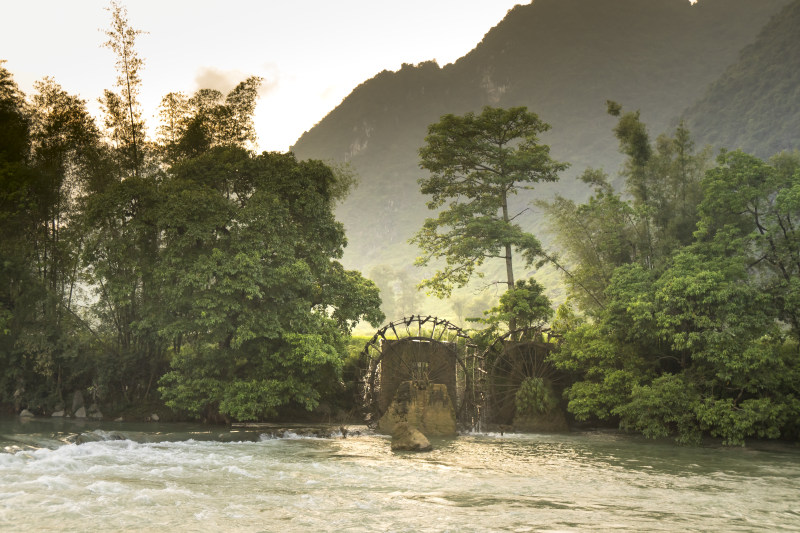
left=1, top=1, right=525, bottom=152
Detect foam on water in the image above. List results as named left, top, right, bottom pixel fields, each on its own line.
left=2, top=420, right=800, bottom=532
left=87, top=480, right=129, bottom=494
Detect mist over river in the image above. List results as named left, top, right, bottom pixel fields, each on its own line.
left=1, top=418, right=799, bottom=532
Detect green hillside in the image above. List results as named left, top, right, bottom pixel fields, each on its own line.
left=683, top=0, right=800, bottom=157
left=291, top=0, right=789, bottom=324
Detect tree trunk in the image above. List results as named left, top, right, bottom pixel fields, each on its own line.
left=122, top=45, right=139, bottom=177
left=501, top=188, right=517, bottom=333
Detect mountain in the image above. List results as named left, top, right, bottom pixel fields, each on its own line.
left=683, top=0, right=800, bottom=158
left=291, top=0, right=789, bottom=321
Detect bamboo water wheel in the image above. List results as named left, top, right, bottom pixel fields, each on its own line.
left=360, top=315, right=480, bottom=429
left=484, top=327, right=562, bottom=427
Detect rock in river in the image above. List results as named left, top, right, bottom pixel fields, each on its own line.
left=391, top=422, right=431, bottom=452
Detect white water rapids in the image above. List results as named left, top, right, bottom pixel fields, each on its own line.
left=1, top=418, right=799, bottom=531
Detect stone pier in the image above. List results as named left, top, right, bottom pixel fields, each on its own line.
left=377, top=381, right=457, bottom=437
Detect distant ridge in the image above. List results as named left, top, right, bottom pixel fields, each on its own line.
left=684, top=0, right=800, bottom=158
left=291, top=0, right=789, bottom=297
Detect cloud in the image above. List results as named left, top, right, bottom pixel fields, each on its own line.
left=194, top=66, right=279, bottom=97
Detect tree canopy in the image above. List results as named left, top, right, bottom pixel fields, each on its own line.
left=0, top=11, right=383, bottom=421
left=412, top=106, right=567, bottom=301
left=544, top=108, right=800, bottom=445
left=157, top=148, right=383, bottom=421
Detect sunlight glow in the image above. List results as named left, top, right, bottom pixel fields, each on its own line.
left=0, top=0, right=524, bottom=152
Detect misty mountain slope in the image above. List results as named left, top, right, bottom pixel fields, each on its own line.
left=684, top=0, right=800, bottom=158
left=442, top=0, right=782, bottom=171
left=291, top=0, right=787, bottom=283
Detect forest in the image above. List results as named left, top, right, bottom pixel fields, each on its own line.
left=408, top=103, right=799, bottom=446
left=540, top=105, right=800, bottom=445
left=0, top=5, right=383, bottom=423
left=2, top=1, right=799, bottom=446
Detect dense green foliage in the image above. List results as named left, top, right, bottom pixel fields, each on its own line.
left=515, top=377, right=559, bottom=418
left=0, top=9, right=382, bottom=420
left=541, top=104, right=710, bottom=311
left=1, top=66, right=106, bottom=413
left=471, top=279, right=554, bottom=336
left=3, top=0, right=799, bottom=443
left=412, top=107, right=566, bottom=301
left=544, top=108, right=800, bottom=445
left=157, top=148, right=383, bottom=420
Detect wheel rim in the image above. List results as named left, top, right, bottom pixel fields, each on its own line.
left=485, top=328, right=561, bottom=426
left=360, top=315, right=478, bottom=427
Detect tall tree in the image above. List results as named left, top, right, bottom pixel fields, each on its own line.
left=169, top=79, right=263, bottom=158
left=0, top=63, right=33, bottom=406
left=698, top=149, right=800, bottom=341
left=29, top=78, right=101, bottom=303
left=411, top=106, right=567, bottom=320
left=78, top=2, right=167, bottom=403
left=157, top=148, right=383, bottom=421
left=541, top=111, right=709, bottom=310
left=102, top=0, right=146, bottom=176
left=155, top=91, right=189, bottom=148
left=606, top=102, right=709, bottom=268
left=1, top=67, right=107, bottom=411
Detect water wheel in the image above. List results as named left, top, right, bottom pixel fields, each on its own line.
left=360, top=315, right=479, bottom=429
left=485, top=327, right=562, bottom=427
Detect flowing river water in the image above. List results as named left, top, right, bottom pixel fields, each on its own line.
left=1, top=417, right=799, bottom=532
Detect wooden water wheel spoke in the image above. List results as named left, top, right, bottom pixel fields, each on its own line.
left=484, top=327, right=563, bottom=427
left=360, top=316, right=480, bottom=429
left=491, top=385, right=519, bottom=404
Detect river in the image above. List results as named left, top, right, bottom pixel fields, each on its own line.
left=1, top=417, right=798, bottom=532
